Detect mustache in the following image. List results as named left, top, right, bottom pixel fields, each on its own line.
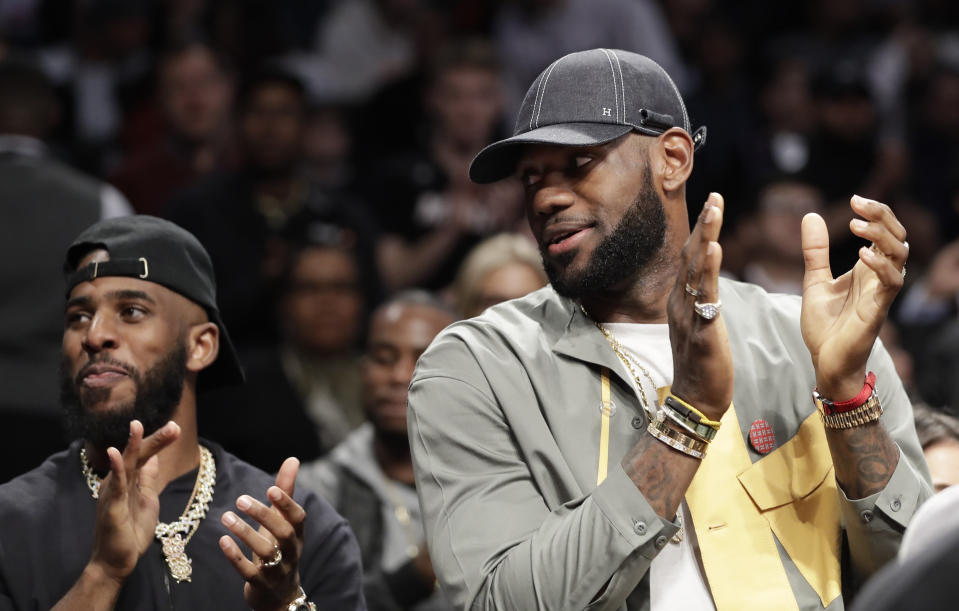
left=75, top=357, right=137, bottom=386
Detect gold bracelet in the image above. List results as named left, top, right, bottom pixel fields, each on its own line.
left=818, top=391, right=883, bottom=430
left=647, top=418, right=707, bottom=459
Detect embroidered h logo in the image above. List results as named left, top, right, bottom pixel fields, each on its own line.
left=602, top=108, right=612, bottom=117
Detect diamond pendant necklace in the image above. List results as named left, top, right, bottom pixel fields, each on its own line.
left=80, top=445, right=216, bottom=582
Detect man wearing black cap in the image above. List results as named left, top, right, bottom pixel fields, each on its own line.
left=407, top=49, right=931, bottom=610
left=0, top=216, right=365, bottom=610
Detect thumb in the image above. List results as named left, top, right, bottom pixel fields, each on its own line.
left=801, top=213, right=833, bottom=290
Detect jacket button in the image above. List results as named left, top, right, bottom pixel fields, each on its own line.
left=860, top=510, right=874, bottom=523
left=654, top=535, right=668, bottom=549
left=631, top=417, right=644, bottom=429
left=633, top=520, right=647, bottom=535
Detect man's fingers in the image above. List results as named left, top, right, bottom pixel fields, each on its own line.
left=850, top=195, right=907, bottom=242
left=274, top=457, right=299, bottom=498
left=849, top=219, right=908, bottom=267
left=801, top=213, right=833, bottom=290
left=138, top=455, right=161, bottom=497
left=221, top=509, right=278, bottom=560
left=234, top=494, right=298, bottom=550
left=136, top=421, right=180, bottom=469
left=122, top=420, right=144, bottom=480
left=104, top=446, right=127, bottom=497
left=859, top=245, right=906, bottom=292
left=267, top=486, right=306, bottom=538
left=680, top=193, right=724, bottom=298
left=218, top=535, right=259, bottom=581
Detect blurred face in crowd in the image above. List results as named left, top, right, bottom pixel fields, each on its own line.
left=363, top=302, right=453, bottom=437
left=820, top=91, right=875, bottom=142
left=281, top=246, right=364, bottom=356
left=60, top=250, right=215, bottom=450
left=429, top=66, right=503, bottom=149
left=467, top=262, right=546, bottom=317
left=160, top=45, right=232, bottom=144
left=757, top=182, right=823, bottom=260
left=924, top=439, right=959, bottom=493
left=240, top=82, right=305, bottom=173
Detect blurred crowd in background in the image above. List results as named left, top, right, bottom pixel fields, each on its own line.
left=2, top=0, right=959, bottom=586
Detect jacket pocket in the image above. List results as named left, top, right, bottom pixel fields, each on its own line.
left=738, top=410, right=842, bottom=607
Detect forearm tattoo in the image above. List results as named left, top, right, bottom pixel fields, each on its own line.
left=622, top=433, right=701, bottom=519
left=826, top=421, right=900, bottom=499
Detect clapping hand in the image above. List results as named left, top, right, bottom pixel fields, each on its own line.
left=219, top=457, right=307, bottom=611
left=800, top=195, right=908, bottom=399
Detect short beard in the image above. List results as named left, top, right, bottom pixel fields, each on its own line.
left=543, top=161, right=667, bottom=298
left=60, top=342, right=188, bottom=451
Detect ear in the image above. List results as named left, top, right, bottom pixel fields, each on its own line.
left=185, top=322, right=220, bottom=374
left=656, top=127, right=694, bottom=196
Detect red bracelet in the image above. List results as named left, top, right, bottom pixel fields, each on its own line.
left=816, top=372, right=876, bottom=415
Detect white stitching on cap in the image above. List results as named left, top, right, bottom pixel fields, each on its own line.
left=611, top=51, right=626, bottom=122
left=530, top=62, right=551, bottom=131
left=652, top=60, right=689, bottom=132
left=599, top=49, right=619, bottom=122
left=534, top=57, right=564, bottom=129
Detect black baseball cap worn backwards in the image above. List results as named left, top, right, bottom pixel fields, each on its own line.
left=64, top=215, right=245, bottom=391
left=469, top=48, right=707, bottom=184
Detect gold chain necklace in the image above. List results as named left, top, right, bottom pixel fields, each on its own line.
left=383, top=480, right=421, bottom=560
left=580, top=305, right=684, bottom=543
left=80, top=445, right=216, bottom=582
left=580, top=305, right=660, bottom=414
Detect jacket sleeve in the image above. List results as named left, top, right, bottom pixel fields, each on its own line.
left=407, top=334, right=678, bottom=611
left=839, top=340, right=933, bottom=584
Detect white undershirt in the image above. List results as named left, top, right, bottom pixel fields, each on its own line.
left=603, top=323, right=716, bottom=611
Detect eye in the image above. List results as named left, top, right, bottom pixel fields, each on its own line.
left=120, top=305, right=147, bottom=320
left=574, top=156, right=592, bottom=169
left=65, top=311, right=90, bottom=327
left=521, top=171, right=542, bottom=187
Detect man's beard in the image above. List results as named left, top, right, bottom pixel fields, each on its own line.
left=60, top=342, right=188, bottom=451
left=542, top=162, right=667, bottom=298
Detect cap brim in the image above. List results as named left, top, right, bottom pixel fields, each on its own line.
left=197, top=309, right=246, bottom=393
left=469, top=122, right=633, bottom=184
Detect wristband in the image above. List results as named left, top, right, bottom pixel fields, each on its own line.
left=660, top=403, right=718, bottom=442
left=664, top=394, right=722, bottom=429
left=814, top=372, right=877, bottom=415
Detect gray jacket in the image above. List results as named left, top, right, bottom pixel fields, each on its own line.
left=408, top=279, right=932, bottom=611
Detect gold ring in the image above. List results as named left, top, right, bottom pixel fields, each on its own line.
left=685, top=283, right=700, bottom=297
left=694, top=300, right=722, bottom=320
left=261, top=544, right=282, bottom=568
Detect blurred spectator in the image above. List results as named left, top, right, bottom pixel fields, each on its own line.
left=287, top=0, right=443, bottom=104
left=491, top=0, right=689, bottom=114
left=302, top=103, right=356, bottom=191
left=200, top=214, right=380, bottom=471
left=36, top=0, right=154, bottom=173
left=731, top=179, right=824, bottom=293
left=299, top=292, right=457, bottom=611
left=898, top=239, right=959, bottom=409
left=908, top=65, right=959, bottom=240
left=453, top=233, right=547, bottom=318
left=166, top=65, right=377, bottom=348
left=913, top=404, right=959, bottom=493
left=110, top=39, right=236, bottom=216
left=364, top=40, right=524, bottom=292
left=0, top=57, right=131, bottom=482
left=751, top=58, right=816, bottom=181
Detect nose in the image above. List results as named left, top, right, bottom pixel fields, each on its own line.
left=529, top=172, right=576, bottom=218
left=389, top=355, right=418, bottom=387
left=82, top=313, right=118, bottom=354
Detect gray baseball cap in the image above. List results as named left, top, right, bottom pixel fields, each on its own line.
left=469, top=48, right=706, bottom=184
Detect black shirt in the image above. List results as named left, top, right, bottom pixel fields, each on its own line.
left=0, top=440, right=366, bottom=610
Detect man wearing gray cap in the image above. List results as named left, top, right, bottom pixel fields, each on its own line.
left=407, top=49, right=931, bottom=610
left=0, top=216, right=365, bottom=610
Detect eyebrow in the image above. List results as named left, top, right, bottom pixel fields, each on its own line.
left=65, top=289, right=157, bottom=310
